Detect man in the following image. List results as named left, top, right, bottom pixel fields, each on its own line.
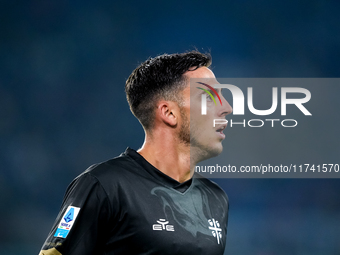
left=39, top=51, right=232, bottom=255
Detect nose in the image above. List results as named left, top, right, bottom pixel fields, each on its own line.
left=218, top=95, right=232, bottom=117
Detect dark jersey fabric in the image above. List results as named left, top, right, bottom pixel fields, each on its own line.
left=41, top=148, right=229, bottom=255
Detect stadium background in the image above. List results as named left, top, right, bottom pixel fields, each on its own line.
left=1, top=1, right=339, bottom=254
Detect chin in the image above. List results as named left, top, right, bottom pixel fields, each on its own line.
left=209, top=144, right=223, bottom=158
left=194, top=143, right=223, bottom=163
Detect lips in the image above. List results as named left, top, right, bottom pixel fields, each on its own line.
left=215, top=124, right=227, bottom=133
left=215, top=124, right=227, bottom=139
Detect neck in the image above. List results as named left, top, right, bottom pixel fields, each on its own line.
left=138, top=130, right=192, bottom=183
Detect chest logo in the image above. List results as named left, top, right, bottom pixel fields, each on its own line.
left=208, top=218, right=222, bottom=244
left=152, top=219, right=175, bottom=231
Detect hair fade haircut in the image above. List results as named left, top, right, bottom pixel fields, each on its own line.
left=125, top=51, right=212, bottom=130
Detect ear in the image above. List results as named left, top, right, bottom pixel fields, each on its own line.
left=156, top=101, right=179, bottom=127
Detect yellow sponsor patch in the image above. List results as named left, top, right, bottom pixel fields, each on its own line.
left=39, top=248, right=62, bottom=255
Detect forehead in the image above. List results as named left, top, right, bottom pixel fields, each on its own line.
left=184, top=67, right=219, bottom=93
left=184, top=66, right=217, bottom=83
left=181, top=67, right=219, bottom=100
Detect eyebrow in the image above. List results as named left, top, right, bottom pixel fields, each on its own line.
left=197, top=87, right=213, bottom=95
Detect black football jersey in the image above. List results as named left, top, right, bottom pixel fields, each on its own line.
left=40, top=148, right=229, bottom=255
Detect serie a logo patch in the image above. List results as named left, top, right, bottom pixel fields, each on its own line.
left=54, top=206, right=81, bottom=238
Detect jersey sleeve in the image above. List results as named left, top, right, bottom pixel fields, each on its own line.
left=39, top=172, right=112, bottom=255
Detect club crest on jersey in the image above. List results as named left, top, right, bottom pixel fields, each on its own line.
left=208, top=218, right=222, bottom=244
left=152, top=219, right=175, bottom=231
left=54, top=206, right=81, bottom=238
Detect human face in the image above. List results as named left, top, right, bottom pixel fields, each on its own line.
left=182, top=67, right=232, bottom=162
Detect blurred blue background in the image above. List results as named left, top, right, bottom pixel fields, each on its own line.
left=1, top=0, right=339, bottom=254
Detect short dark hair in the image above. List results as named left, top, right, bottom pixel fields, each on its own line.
left=125, top=51, right=212, bottom=130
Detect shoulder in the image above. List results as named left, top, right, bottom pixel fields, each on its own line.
left=71, top=149, right=142, bottom=194
left=83, top=151, right=136, bottom=179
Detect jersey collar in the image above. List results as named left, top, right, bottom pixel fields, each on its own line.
left=124, top=147, right=193, bottom=193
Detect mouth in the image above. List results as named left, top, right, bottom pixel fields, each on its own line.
left=215, top=124, right=227, bottom=139
left=216, top=124, right=227, bottom=133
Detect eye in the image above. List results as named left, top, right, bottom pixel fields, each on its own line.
left=206, top=93, right=213, bottom=101
left=197, top=87, right=217, bottom=105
